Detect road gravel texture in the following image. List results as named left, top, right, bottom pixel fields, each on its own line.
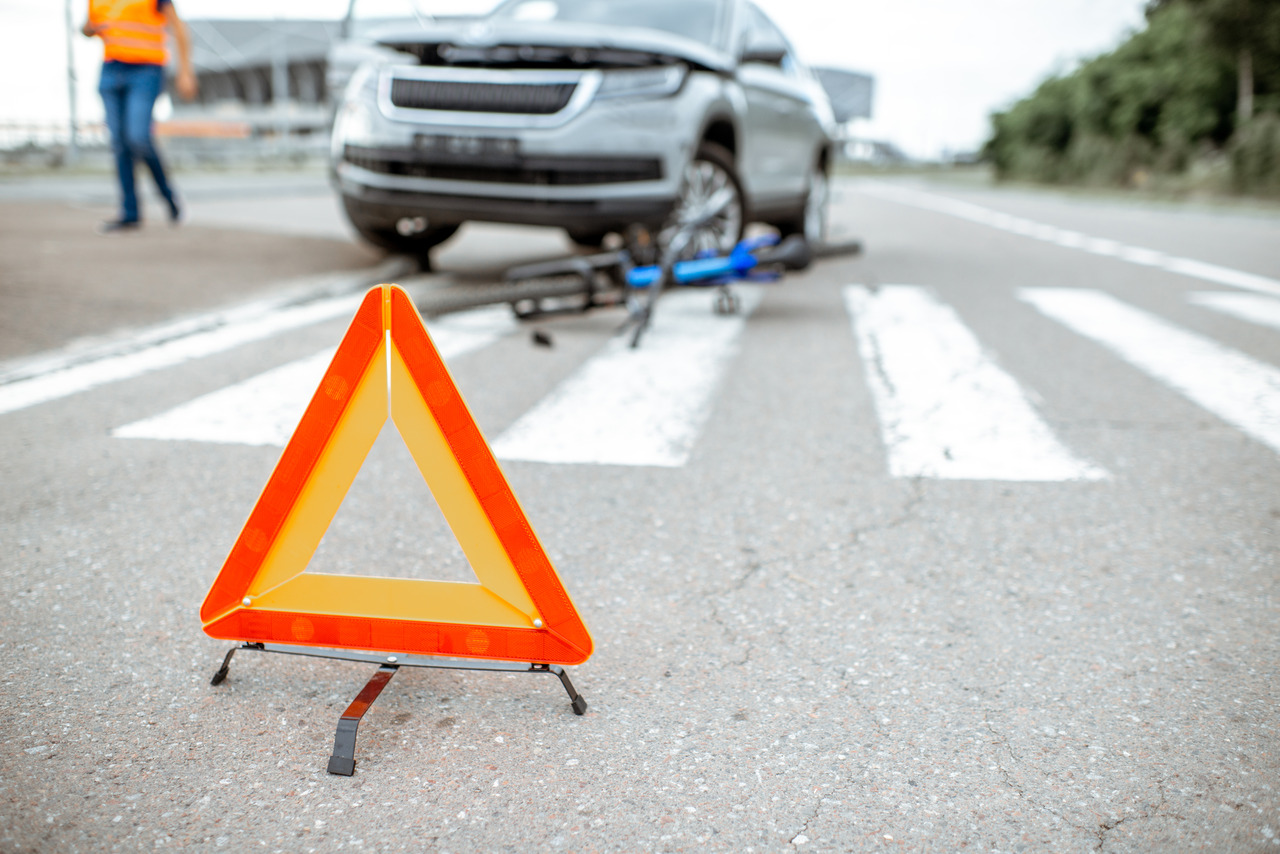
left=1, top=177, right=1277, bottom=852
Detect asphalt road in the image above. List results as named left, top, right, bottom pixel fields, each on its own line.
left=1, top=173, right=1278, bottom=853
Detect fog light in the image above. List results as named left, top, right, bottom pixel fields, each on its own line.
left=396, top=216, right=428, bottom=236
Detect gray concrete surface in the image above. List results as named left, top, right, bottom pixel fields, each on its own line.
left=0, top=200, right=382, bottom=361
left=0, top=175, right=1277, bottom=852
left=0, top=166, right=581, bottom=362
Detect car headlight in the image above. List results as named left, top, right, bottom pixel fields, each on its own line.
left=333, top=99, right=375, bottom=148
left=331, top=60, right=381, bottom=149
left=594, top=64, right=687, bottom=101
left=343, top=61, right=379, bottom=101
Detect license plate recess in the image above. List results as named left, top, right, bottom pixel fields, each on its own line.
left=414, top=134, right=520, bottom=161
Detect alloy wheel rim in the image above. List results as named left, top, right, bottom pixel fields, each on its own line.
left=804, top=168, right=829, bottom=244
left=662, top=158, right=743, bottom=257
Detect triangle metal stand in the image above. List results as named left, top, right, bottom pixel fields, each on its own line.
left=210, top=642, right=587, bottom=776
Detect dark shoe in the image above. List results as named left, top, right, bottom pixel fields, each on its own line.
left=97, top=219, right=141, bottom=235
left=167, top=198, right=182, bottom=224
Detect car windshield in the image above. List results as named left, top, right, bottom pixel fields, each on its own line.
left=491, top=0, right=722, bottom=47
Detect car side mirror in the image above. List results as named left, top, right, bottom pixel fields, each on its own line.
left=740, top=44, right=786, bottom=66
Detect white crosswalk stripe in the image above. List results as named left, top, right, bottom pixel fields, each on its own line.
left=843, top=285, right=1107, bottom=481
left=1022, top=288, right=1280, bottom=455
left=492, top=286, right=763, bottom=467
left=0, top=293, right=365, bottom=417
left=105, top=280, right=1280, bottom=474
left=113, top=306, right=517, bottom=446
left=1189, top=292, right=1280, bottom=333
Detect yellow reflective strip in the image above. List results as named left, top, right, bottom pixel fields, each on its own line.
left=103, top=34, right=165, bottom=46
left=253, top=575, right=532, bottom=627
left=112, top=19, right=165, bottom=32
left=106, top=20, right=166, bottom=34
left=388, top=343, right=536, bottom=617
left=112, top=23, right=165, bottom=34
left=248, top=341, right=390, bottom=599
left=103, top=36, right=166, bottom=50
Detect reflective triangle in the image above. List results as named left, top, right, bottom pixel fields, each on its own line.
left=200, top=285, right=592, bottom=665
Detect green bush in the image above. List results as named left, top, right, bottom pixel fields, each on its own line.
left=983, top=0, right=1280, bottom=196
left=1230, top=113, right=1280, bottom=194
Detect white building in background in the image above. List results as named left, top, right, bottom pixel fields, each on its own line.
left=165, top=19, right=344, bottom=154
left=164, top=17, right=430, bottom=157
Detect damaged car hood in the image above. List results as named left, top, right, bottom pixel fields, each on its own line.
left=374, top=20, right=733, bottom=73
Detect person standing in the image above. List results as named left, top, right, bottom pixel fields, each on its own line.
left=83, top=0, right=198, bottom=233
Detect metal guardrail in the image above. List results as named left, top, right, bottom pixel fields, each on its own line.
left=0, top=122, right=109, bottom=151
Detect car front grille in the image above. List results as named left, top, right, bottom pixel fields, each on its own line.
left=388, top=77, right=577, bottom=114
left=344, top=145, right=663, bottom=186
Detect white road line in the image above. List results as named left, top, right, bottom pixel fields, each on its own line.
left=860, top=183, right=1280, bottom=298
left=1021, top=288, right=1280, bottom=455
left=0, top=294, right=365, bottom=416
left=492, top=286, right=763, bottom=467
left=113, top=307, right=517, bottom=446
left=114, top=350, right=336, bottom=446
left=1189, top=291, right=1280, bottom=332
left=0, top=259, right=412, bottom=386
left=844, top=285, right=1107, bottom=481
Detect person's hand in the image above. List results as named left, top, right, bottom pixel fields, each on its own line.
left=82, top=21, right=103, bottom=37
left=176, top=68, right=198, bottom=101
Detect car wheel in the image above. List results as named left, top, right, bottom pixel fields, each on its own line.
left=661, top=141, right=745, bottom=258
left=342, top=196, right=460, bottom=260
left=355, top=223, right=459, bottom=257
left=779, top=160, right=829, bottom=245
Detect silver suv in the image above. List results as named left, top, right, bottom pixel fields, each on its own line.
left=330, top=0, right=835, bottom=261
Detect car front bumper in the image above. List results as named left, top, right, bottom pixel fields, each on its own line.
left=332, top=69, right=724, bottom=233
left=339, top=179, right=675, bottom=231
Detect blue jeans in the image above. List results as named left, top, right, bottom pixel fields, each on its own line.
left=99, top=60, right=176, bottom=223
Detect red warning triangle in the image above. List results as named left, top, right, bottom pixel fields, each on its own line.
left=200, top=285, right=592, bottom=666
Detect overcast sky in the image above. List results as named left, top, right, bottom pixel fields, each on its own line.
left=2, top=0, right=1147, bottom=158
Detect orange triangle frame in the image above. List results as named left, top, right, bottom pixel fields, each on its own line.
left=200, top=285, right=592, bottom=666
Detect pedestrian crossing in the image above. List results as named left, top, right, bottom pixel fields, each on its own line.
left=113, top=306, right=517, bottom=446
left=1021, top=288, right=1280, bottom=455
left=1188, top=291, right=1280, bottom=332
left=92, top=284, right=1280, bottom=478
left=492, top=286, right=763, bottom=467
left=844, top=285, right=1107, bottom=481
left=0, top=292, right=367, bottom=417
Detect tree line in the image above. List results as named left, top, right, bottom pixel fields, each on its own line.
left=985, top=0, right=1280, bottom=195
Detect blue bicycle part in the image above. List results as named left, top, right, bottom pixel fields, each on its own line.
left=626, top=234, right=781, bottom=289
left=623, top=233, right=813, bottom=289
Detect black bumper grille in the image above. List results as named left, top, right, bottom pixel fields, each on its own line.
left=344, top=145, right=662, bottom=186
left=389, top=78, right=576, bottom=114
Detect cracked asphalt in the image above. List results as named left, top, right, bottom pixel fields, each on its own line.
left=1, top=175, right=1278, bottom=852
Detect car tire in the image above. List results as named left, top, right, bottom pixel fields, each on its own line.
left=347, top=212, right=460, bottom=262
left=777, top=159, right=829, bottom=245
left=339, top=195, right=460, bottom=257
left=662, top=141, right=746, bottom=257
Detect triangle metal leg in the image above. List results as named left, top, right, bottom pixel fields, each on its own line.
left=209, top=643, right=588, bottom=775
left=327, top=664, right=398, bottom=776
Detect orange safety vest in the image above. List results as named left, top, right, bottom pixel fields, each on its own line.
left=89, top=0, right=168, bottom=66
